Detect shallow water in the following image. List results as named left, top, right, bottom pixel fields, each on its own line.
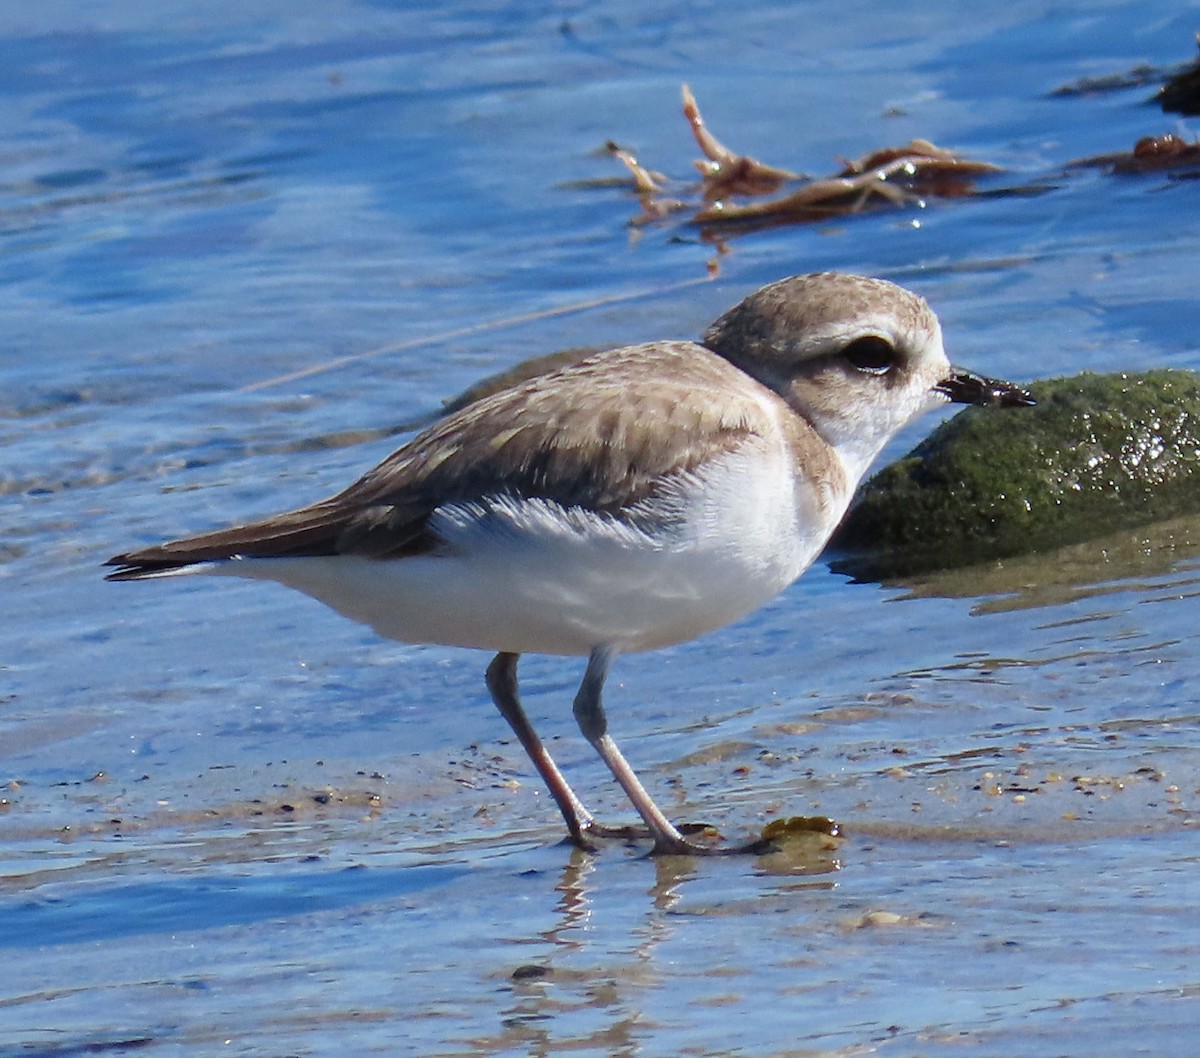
left=3, top=2, right=1199, bottom=1055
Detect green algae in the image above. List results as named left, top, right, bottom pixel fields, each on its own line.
left=833, top=370, right=1200, bottom=579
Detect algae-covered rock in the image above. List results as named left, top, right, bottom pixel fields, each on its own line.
left=833, top=370, right=1200, bottom=579
left=885, top=512, right=1200, bottom=613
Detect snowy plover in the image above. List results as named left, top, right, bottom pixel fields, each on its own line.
left=108, top=273, right=1034, bottom=855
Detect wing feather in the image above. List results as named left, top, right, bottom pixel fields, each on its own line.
left=105, top=341, right=784, bottom=579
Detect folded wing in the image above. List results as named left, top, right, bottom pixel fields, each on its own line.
left=105, top=341, right=776, bottom=580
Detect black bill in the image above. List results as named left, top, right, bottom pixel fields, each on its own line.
left=935, top=368, right=1036, bottom=408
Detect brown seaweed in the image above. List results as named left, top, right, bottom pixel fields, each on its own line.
left=1065, top=133, right=1200, bottom=175
left=609, top=85, right=1001, bottom=233
left=1158, top=34, right=1200, bottom=115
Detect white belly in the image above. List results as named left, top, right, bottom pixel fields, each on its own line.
left=210, top=442, right=844, bottom=656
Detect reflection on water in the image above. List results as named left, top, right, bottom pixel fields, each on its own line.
left=874, top=511, right=1200, bottom=613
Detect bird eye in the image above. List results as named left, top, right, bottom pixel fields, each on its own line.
left=843, top=335, right=896, bottom=375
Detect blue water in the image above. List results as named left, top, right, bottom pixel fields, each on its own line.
left=3, top=2, right=1199, bottom=1056
left=0, top=862, right=462, bottom=949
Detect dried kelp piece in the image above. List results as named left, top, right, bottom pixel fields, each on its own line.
left=1048, top=33, right=1200, bottom=114
left=605, top=141, right=667, bottom=194
left=1065, top=133, right=1200, bottom=174
left=694, top=163, right=918, bottom=224
left=606, top=85, right=1002, bottom=232
left=695, top=140, right=1001, bottom=226
left=1048, top=64, right=1164, bottom=97
left=839, top=139, right=1001, bottom=187
left=1158, top=34, right=1200, bottom=115
left=681, top=84, right=800, bottom=198
left=606, top=141, right=690, bottom=222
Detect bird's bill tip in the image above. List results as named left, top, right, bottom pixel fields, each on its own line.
left=935, top=368, right=1036, bottom=408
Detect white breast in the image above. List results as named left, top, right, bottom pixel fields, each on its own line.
left=215, top=432, right=845, bottom=657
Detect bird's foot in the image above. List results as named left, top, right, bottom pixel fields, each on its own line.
left=650, top=832, right=779, bottom=857
left=571, top=819, right=716, bottom=847
left=571, top=821, right=774, bottom=856
left=571, top=816, right=839, bottom=856
left=651, top=815, right=842, bottom=857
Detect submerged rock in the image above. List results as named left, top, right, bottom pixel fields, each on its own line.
left=833, top=370, right=1200, bottom=579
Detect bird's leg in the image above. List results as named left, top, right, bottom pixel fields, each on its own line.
left=571, top=645, right=717, bottom=856
left=486, top=652, right=734, bottom=852
left=486, top=652, right=599, bottom=849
